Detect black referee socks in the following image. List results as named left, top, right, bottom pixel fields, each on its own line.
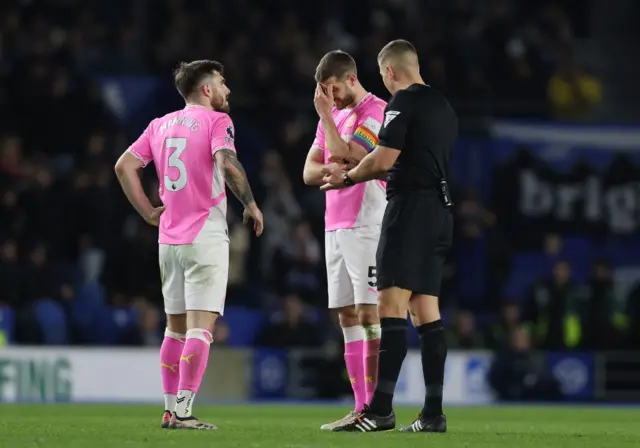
left=369, top=317, right=408, bottom=416
left=417, top=319, right=447, bottom=418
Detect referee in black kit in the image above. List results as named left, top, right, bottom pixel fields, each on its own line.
left=321, top=39, right=457, bottom=433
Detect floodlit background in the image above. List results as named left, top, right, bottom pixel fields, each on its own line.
left=1, top=0, right=640, bottom=407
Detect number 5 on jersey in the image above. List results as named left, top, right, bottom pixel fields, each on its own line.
left=165, top=137, right=187, bottom=192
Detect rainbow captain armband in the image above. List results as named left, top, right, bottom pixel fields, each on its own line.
left=351, top=125, right=380, bottom=152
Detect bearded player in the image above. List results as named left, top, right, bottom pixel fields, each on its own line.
left=115, top=60, right=263, bottom=430
left=303, top=50, right=387, bottom=430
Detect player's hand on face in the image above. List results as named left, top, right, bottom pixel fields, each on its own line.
left=243, top=203, right=264, bottom=237
left=145, top=205, right=165, bottom=227
left=314, top=83, right=333, bottom=117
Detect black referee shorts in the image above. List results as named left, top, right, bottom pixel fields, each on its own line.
left=376, top=192, right=453, bottom=296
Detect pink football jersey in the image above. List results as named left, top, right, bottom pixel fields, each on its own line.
left=127, top=104, right=235, bottom=244
left=312, top=93, right=387, bottom=231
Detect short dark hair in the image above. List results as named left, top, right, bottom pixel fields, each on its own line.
left=173, top=60, right=224, bottom=99
left=314, top=50, right=357, bottom=83
left=378, top=39, right=418, bottom=65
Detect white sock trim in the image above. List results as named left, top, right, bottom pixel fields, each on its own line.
left=175, top=390, right=196, bottom=418
left=342, top=325, right=366, bottom=343
left=363, top=324, right=381, bottom=341
left=164, top=394, right=177, bottom=412
left=164, top=328, right=186, bottom=342
left=186, top=328, right=213, bottom=344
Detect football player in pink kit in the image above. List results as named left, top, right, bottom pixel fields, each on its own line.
left=303, top=51, right=387, bottom=430
left=115, top=60, right=263, bottom=430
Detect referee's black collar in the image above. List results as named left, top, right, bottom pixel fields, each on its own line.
left=407, top=83, right=430, bottom=90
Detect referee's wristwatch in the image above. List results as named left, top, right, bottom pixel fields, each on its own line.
left=343, top=172, right=355, bottom=186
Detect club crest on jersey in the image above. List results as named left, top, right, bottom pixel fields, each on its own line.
left=226, top=125, right=235, bottom=140
left=345, top=114, right=357, bottom=128
left=384, top=111, right=400, bottom=128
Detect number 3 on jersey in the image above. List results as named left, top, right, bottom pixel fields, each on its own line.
left=164, top=137, right=187, bottom=192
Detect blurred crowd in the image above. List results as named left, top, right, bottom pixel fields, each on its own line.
left=0, top=0, right=618, bottom=349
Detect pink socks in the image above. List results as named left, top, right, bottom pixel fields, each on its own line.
left=160, top=329, right=185, bottom=411
left=363, top=324, right=381, bottom=404
left=343, top=326, right=366, bottom=412
left=175, top=328, right=213, bottom=418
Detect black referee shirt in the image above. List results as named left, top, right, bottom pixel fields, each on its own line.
left=378, top=84, right=458, bottom=200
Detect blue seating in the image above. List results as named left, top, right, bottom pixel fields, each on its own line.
left=305, top=307, right=326, bottom=324
left=456, top=235, right=486, bottom=302
left=222, top=306, right=265, bottom=347
left=33, top=299, right=69, bottom=345
left=560, top=236, right=593, bottom=283
left=72, top=283, right=107, bottom=344
left=600, top=239, right=640, bottom=267
left=95, top=307, right=139, bottom=345
left=158, top=313, right=167, bottom=332
left=562, top=236, right=592, bottom=258
left=474, top=312, right=496, bottom=328
left=77, top=282, right=106, bottom=306
left=0, top=306, right=15, bottom=344
left=503, top=252, right=553, bottom=301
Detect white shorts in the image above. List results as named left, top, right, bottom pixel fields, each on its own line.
left=325, top=225, right=380, bottom=309
left=159, top=233, right=229, bottom=316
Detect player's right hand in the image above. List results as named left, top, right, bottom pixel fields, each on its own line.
left=243, top=203, right=264, bottom=237
left=328, top=156, right=357, bottom=170
left=145, top=206, right=165, bottom=227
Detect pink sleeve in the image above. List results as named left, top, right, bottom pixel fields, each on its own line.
left=350, top=102, right=385, bottom=153
left=127, top=123, right=153, bottom=167
left=311, top=119, right=325, bottom=151
left=211, top=114, right=236, bottom=155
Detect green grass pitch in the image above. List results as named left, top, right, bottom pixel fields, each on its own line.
left=1, top=404, right=639, bottom=447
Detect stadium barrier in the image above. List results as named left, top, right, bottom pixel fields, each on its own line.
left=595, top=352, right=640, bottom=401
left=397, top=350, right=494, bottom=405
left=0, top=347, right=157, bottom=402
left=0, top=347, right=615, bottom=404
left=271, top=349, right=496, bottom=405
left=0, top=347, right=252, bottom=403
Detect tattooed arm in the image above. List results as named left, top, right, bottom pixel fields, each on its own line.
left=215, top=148, right=264, bottom=236
left=215, top=148, right=255, bottom=206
